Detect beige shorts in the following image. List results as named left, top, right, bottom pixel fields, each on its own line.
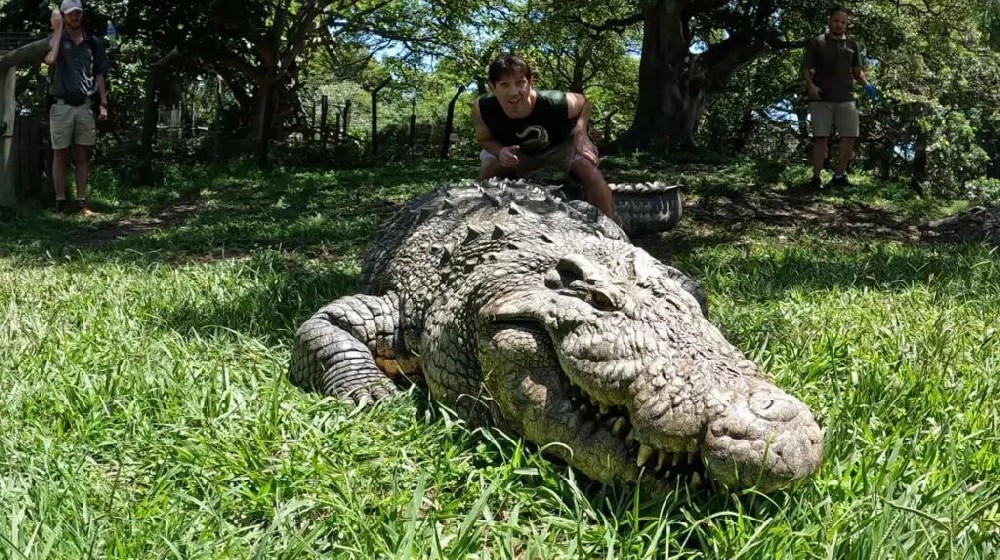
left=480, top=139, right=590, bottom=179
left=50, top=99, right=97, bottom=150
left=809, top=101, right=859, bottom=138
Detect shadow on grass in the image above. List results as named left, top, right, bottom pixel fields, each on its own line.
left=6, top=155, right=993, bottom=342
left=1, top=159, right=473, bottom=266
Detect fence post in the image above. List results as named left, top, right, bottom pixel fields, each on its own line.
left=0, top=65, right=16, bottom=208
left=319, top=95, right=329, bottom=148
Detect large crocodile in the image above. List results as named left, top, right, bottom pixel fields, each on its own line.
left=288, top=180, right=823, bottom=492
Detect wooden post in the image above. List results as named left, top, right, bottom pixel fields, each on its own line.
left=1, top=65, right=17, bottom=208
left=440, top=84, right=465, bottom=160
left=1, top=38, right=52, bottom=205
left=409, top=97, right=417, bottom=148
left=319, top=95, right=329, bottom=148
left=342, top=99, right=351, bottom=137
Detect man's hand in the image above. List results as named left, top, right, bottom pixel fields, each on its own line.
left=98, top=105, right=108, bottom=121
left=807, top=83, right=822, bottom=100
left=50, top=8, right=63, bottom=32
left=499, top=145, right=520, bottom=168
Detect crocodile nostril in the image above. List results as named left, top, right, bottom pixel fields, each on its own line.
left=750, top=394, right=799, bottom=422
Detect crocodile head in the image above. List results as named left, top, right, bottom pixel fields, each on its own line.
left=476, top=247, right=823, bottom=493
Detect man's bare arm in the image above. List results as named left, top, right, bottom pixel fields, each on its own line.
left=44, top=9, right=63, bottom=66
left=472, top=97, right=505, bottom=156
left=566, top=92, right=598, bottom=164
left=96, top=74, right=108, bottom=106
left=96, top=74, right=109, bottom=120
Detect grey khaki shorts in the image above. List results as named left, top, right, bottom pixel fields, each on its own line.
left=809, top=101, right=859, bottom=138
left=50, top=99, right=97, bottom=150
left=480, top=139, right=588, bottom=179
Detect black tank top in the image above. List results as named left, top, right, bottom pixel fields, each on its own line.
left=479, top=90, right=574, bottom=155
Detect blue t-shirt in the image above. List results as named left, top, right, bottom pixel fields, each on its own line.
left=48, top=32, right=108, bottom=104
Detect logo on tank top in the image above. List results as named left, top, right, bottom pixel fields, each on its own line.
left=516, top=125, right=550, bottom=151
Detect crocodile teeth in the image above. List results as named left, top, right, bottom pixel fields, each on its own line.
left=611, top=417, right=626, bottom=437
left=656, top=451, right=667, bottom=471
left=599, top=403, right=609, bottom=415
left=691, top=472, right=703, bottom=488
left=637, top=445, right=654, bottom=467
left=688, top=451, right=697, bottom=464
left=672, top=453, right=682, bottom=467
left=625, top=429, right=635, bottom=445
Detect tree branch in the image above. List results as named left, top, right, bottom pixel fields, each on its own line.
left=0, top=38, right=47, bottom=72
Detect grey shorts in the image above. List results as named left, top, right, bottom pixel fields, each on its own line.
left=480, top=139, right=588, bottom=179
left=50, top=99, right=97, bottom=150
left=809, top=101, right=859, bottom=138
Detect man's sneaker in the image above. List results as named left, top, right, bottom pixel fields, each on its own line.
left=53, top=199, right=68, bottom=215
left=830, top=174, right=853, bottom=189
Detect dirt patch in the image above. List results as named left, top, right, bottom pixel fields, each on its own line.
left=685, top=190, right=921, bottom=242
left=75, top=186, right=985, bottom=256
left=75, top=197, right=207, bottom=245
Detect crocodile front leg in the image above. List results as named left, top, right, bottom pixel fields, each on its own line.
left=288, top=293, right=415, bottom=406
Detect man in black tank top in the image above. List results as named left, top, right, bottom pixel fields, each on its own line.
left=473, top=54, right=614, bottom=218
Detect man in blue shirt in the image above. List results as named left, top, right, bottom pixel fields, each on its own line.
left=44, top=0, right=109, bottom=216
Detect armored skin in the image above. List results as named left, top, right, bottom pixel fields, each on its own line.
left=288, top=180, right=823, bottom=492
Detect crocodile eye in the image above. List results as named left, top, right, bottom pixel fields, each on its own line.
left=590, top=291, right=617, bottom=311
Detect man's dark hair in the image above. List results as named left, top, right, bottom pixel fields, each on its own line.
left=488, top=54, right=533, bottom=84
left=829, top=5, right=852, bottom=16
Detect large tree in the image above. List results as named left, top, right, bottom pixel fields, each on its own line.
left=609, top=0, right=822, bottom=151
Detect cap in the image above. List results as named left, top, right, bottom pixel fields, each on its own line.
left=60, top=0, right=83, bottom=13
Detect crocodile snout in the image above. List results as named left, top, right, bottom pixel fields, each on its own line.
left=702, top=386, right=824, bottom=491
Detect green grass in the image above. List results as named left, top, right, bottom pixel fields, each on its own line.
left=1, top=157, right=999, bottom=558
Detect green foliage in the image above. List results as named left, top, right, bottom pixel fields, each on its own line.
left=6, top=0, right=1000, bottom=192
left=962, top=177, right=1000, bottom=205
left=920, top=108, right=990, bottom=194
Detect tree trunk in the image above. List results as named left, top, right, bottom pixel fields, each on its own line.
left=319, top=95, right=329, bottom=148
left=139, top=47, right=180, bottom=185
left=409, top=98, right=417, bottom=148
left=342, top=99, right=351, bottom=138
left=795, top=105, right=810, bottom=161
left=254, top=78, right=278, bottom=167
left=371, top=89, right=379, bottom=156
left=213, top=64, right=253, bottom=126
left=569, top=51, right=586, bottom=94
left=618, top=0, right=694, bottom=151
left=440, top=84, right=465, bottom=160
left=369, top=78, right=389, bottom=156
left=0, top=38, right=47, bottom=72
left=911, top=135, right=927, bottom=194
left=877, top=139, right=894, bottom=182
left=617, top=0, right=770, bottom=152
